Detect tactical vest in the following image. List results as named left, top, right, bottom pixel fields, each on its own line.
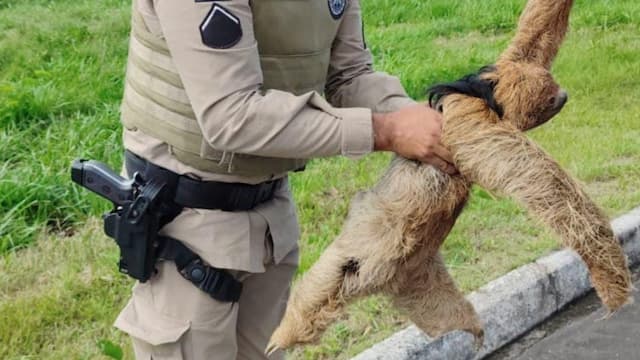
left=121, top=1, right=344, bottom=176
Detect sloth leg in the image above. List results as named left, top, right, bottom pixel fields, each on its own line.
left=267, top=240, right=370, bottom=352
left=391, top=252, right=484, bottom=346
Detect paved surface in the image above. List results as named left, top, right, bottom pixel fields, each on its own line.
left=488, top=268, right=640, bottom=360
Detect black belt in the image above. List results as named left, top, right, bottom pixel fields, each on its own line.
left=124, top=150, right=281, bottom=212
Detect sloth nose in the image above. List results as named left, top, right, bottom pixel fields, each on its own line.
left=556, top=89, right=568, bottom=108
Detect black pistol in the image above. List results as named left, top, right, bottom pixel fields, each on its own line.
left=71, top=159, right=165, bottom=282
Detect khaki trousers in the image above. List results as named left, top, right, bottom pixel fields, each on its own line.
left=115, top=248, right=298, bottom=360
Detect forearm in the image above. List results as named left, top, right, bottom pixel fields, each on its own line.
left=199, top=88, right=374, bottom=159
left=326, top=71, right=416, bottom=113
left=372, top=112, right=393, bottom=151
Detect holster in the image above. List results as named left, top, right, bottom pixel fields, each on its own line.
left=72, top=156, right=245, bottom=302
left=103, top=178, right=167, bottom=283
left=108, top=151, right=267, bottom=303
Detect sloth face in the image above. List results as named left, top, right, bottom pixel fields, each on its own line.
left=427, top=62, right=568, bottom=132
left=428, top=0, right=573, bottom=131
left=487, top=61, right=568, bottom=130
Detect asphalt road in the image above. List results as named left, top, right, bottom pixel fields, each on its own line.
left=489, top=268, right=640, bottom=360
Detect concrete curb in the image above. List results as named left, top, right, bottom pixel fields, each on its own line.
left=352, top=207, right=640, bottom=360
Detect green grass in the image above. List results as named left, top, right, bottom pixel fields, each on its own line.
left=1, top=0, right=639, bottom=359
left=0, top=0, right=130, bottom=251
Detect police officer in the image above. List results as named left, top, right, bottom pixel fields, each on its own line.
left=114, top=0, right=455, bottom=359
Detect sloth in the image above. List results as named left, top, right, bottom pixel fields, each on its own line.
left=267, top=0, right=632, bottom=353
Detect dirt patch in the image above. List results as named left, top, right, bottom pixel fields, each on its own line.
left=585, top=178, right=620, bottom=198
left=433, top=31, right=506, bottom=48
left=610, top=156, right=637, bottom=167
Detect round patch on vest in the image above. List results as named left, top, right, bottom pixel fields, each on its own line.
left=328, top=0, right=347, bottom=20
left=199, top=4, right=242, bottom=49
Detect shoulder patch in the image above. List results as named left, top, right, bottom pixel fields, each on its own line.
left=328, top=0, right=347, bottom=20
left=199, top=4, right=242, bottom=49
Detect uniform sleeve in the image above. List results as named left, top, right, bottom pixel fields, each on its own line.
left=324, top=0, right=416, bottom=113
left=152, top=0, right=373, bottom=159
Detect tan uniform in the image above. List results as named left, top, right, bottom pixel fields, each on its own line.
left=114, top=0, right=415, bottom=359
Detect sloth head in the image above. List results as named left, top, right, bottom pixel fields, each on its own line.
left=429, top=0, right=573, bottom=131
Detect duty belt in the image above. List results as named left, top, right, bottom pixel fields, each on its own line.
left=124, top=150, right=282, bottom=211
left=123, top=150, right=284, bottom=302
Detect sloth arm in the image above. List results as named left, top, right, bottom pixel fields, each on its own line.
left=448, top=121, right=605, bottom=250
left=447, top=121, right=630, bottom=310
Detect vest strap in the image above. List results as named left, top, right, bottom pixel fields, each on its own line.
left=131, top=10, right=171, bottom=56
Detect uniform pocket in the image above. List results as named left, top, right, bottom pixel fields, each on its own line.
left=115, top=286, right=191, bottom=359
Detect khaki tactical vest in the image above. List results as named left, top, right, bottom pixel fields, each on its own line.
left=121, top=1, right=344, bottom=176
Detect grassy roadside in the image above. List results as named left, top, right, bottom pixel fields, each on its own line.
left=0, top=0, right=130, bottom=251
left=1, top=0, right=639, bottom=359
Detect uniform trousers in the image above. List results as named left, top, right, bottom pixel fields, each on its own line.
left=115, top=236, right=298, bottom=360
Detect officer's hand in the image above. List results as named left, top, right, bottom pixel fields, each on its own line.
left=373, top=104, right=457, bottom=175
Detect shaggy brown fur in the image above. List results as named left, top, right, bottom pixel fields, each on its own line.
left=267, top=0, right=632, bottom=353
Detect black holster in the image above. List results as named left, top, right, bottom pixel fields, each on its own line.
left=74, top=152, right=282, bottom=303
left=103, top=177, right=168, bottom=283
left=103, top=178, right=244, bottom=302
left=118, top=151, right=284, bottom=303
